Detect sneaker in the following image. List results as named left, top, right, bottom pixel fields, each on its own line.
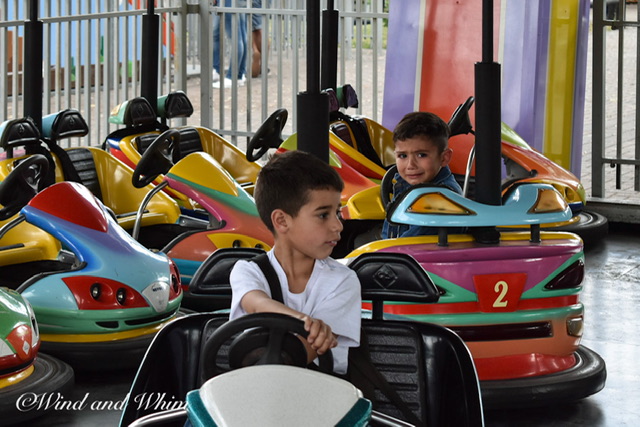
left=213, top=76, right=246, bottom=89
left=213, top=77, right=233, bottom=89
left=212, top=69, right=220, bottom=83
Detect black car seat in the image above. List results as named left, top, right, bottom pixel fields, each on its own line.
left=0, top=117, right=57, bottom=190
left=136, top=127, right=204, bottom=161
left=181, top=247, right=266, bottom=312
left=102, top=96, right=165, bottom=147
left=349, top=253, right=483, bottom=426
left=327, top=84, right=385, bottom=169
left=133, top=91, right=204, bottom=161
left=330, top=111, right=385, bottom=169
left=64, top=147, right=103, bottom=200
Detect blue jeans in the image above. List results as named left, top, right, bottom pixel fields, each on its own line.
left=213, top=0, right=248, bottom=80
left=251, top=0, right=262, bottom=30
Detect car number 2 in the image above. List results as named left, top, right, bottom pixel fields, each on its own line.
left=473, top=273, right=527, bottom=312
left=493, top=281, right=509, bottom=308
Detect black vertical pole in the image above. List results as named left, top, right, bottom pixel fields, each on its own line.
left=24, top=0, right=43, bottom=132
left=474, top=0, right=502, bottom=207
left=297, top=0, right=329, bottom=162
left=141, top=1, right=160, bottom=115
left=306, top=0, right=320, bottom=94
left=321, top=0, right=338, bottom=91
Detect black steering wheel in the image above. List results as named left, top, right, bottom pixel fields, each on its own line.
left=246, top=108, right=288, bottom=162
left=380, top=164, right=398, bottom=211
left=0, top=154, right=49, bottom=221
left=200, top=312, right=333, bottom=381
left=131, top=129, right=181, bottom=188
left=448, top=96, right=475, bottom=137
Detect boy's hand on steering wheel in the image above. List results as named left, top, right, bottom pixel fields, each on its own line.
left=300, top=315, right=338, bottom=355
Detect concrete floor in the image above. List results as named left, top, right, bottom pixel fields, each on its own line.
left=20, top=224, right=638, bottom=427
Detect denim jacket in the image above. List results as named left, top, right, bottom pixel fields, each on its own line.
left=381, top=166, right=463, bottom=239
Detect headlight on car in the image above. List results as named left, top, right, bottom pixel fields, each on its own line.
left=548, top=182, right=585, bottom=205
left=567, top=317, right=584, bottom=337
left=90, top=283, right=102, bottom=300
left=561, top=186, right=582, bottom=204
left=408, top=193, right=475, bottom=215
left=116, top=288, right=127, bottom=305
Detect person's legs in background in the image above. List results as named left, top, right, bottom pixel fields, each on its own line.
left=251, top=0, right=263, bottom=78
left=223, top=0, right=247, bottom=81
left=212, top=12, right=221, bottom=82
left=214, top=0, right=247, bottom=87
left=236, top=12, right=248, bottom=81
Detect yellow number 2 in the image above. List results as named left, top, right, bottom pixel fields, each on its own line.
left=493, top=281, right=509, bottom=308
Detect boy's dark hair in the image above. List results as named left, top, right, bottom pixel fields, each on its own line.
left=393, top=111, right=450, bottom=153
left=254, top=150, right=344, bottom=233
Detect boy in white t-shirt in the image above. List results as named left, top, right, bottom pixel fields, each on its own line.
left=229, top=150, right=361, bottom=374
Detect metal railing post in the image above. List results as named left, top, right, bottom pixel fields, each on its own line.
left=592, top=0, right=606, bottom=198
left=198, top=0, right=214, bottom=129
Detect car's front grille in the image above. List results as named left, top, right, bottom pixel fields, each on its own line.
left=449, top=321, right=552, bottom=341
left=124, top=309, right=178, bottom=326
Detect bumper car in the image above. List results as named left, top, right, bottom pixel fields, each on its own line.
left=0, top=154, right=182, bottom=370
left=0, top=287, right=74, bottom=425
left=105, top=92, right=265, bottom=199
left=126, top=126, right=273, bottom=288
left=344, top=182, right=606, bottom=408
left=2, top=108, right=271, bottom=290
left=0, top=112, right=183, bottom=238
left=120, top=251, right=484, bottom=427
left=104, top=2, right=264, bottom=204
left=247, top=90, right=607, bottom=244
left=102, top=94, right=277, bottom=288
left=440, top=96, right=607, bottom=242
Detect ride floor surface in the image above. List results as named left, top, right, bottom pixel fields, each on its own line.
left=22, top=224, right=640, bottom=427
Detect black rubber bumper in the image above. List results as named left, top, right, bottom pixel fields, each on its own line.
left=545, top=210, right=609, bottom=245
left=40, top=333, right=155, bottom=372
left=498, top=210, right=609, bottom=246
left=480, top=345, right=607, bottom=409
left=0, top=353, right=75, bottom=425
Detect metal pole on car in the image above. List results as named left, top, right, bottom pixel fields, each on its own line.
left=24, top=0, right=43, bottom=133
left=141, top=0, right=160, bottom=115
left=297, top=0, right=329, bottom=163
left=321, top=0, right=338, bottom=92
left=473, top=0, right=502, bottom=207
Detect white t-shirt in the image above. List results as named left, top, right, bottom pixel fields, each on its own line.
left=229, top=250, right=362, bottom=374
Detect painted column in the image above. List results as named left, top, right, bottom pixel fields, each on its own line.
left=382, top=0, right=500, bottom=150
left=503, top=0, right=589, bottom=175
left=383, top=0, right=590, bottom=176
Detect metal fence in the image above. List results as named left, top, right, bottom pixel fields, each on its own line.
left=0, top=0, right=388, bottom=150
left=591, top=0, right=640, bottom=205
left=0, top=0, right=186, bottom=147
